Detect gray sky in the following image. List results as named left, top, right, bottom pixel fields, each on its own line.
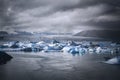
left=0, top=0, right=120, bottom=33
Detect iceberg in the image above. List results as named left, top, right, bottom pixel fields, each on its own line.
left=62, top=46, right=73, bottom=53
left=69, top=47, right=79, bottom=54
left=0, top=51, right=13, bottom=65
left=43, top=44, right=63, bottom=52
left=79, top=48, right=86, bottom=55
left=88, top=48, right=95, bottom=54
left=96, top=47, right=102, bottom=54
left=51, top=40, right=60, bottom=44
left=67, top=41, right=78, bottom=46
left=104, top=56, right=120, bottom=65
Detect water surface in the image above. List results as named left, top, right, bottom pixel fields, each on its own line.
left=0, top=52, right=120, bottom=80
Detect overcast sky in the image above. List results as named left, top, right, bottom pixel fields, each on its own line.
left=0, top=0, right=120, bottom=33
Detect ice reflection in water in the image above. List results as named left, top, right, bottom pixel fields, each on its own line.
left=7, top=52, right=76, bottom=71
left=1, top=52, right=120, bottom=80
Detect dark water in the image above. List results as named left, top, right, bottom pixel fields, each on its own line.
left=0, top=52, right=120, bottom=80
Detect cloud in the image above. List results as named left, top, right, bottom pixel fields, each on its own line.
left=0, top=0, right=120, bottom=33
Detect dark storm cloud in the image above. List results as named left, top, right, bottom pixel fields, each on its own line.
left=0, top=0, right=120, bottom=33
left=0, top=0, right=9, bottom=28
left=0, top=0, right=16, bottom=32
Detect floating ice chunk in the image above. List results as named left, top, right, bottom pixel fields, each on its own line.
left=36, top=41, right=45, bottom=45
left=96, top=47, right=102, bottom=54
left=51, top=40, right=60, bottom=44
left=101, top=47, right=111, bottom=53
left=24, top=43, right=33, bottom=47
left=62, top=46, right=73, bottom=53
left=69, top=47, right=79, bottom=54
left=17, top=42, right=25, bottom=48
left=67, top=41, right=78, bottom=46
left=79, top=48, right=86, bottom=55
left=105, top=57, right=120, bottom=65
left=43, top=44, right=63, bottom=52
left=88, top=48, right=95, bottom=54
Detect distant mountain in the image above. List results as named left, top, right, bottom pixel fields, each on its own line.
left=15, top=31, right=33, bottom=35
left=0, top=31, right=9, bottom=40
left=74, top=30, right=120, bottom=41
left=0, top=31, right=8, bottom=35
left=34, top=32, right=72, bottom=35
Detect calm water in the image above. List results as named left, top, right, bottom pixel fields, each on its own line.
left=0, top=52, right=120, bottom=80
